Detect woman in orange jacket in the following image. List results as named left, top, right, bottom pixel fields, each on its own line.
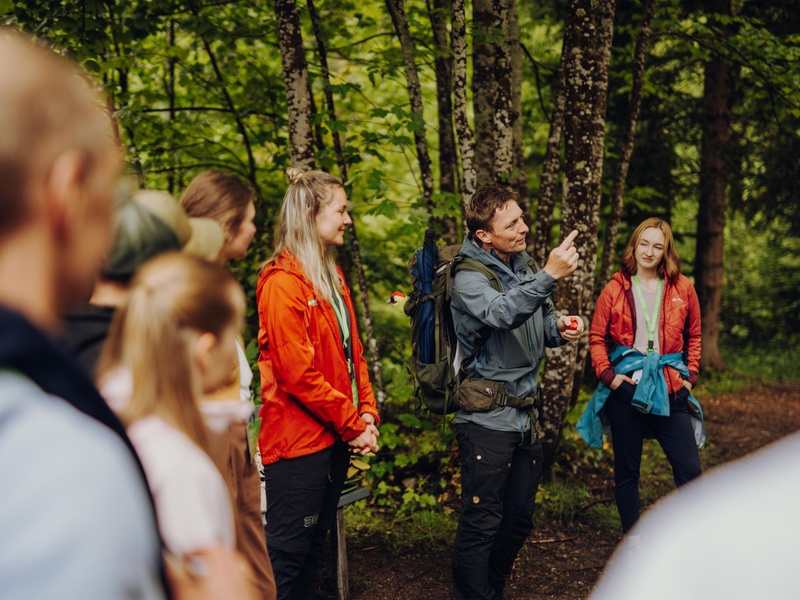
left=589, top=217, right=702, bottom=534
left=256, top=168, right=380, bottom=598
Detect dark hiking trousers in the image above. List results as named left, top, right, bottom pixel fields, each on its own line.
left=453, top=422, right=544, bottom=600
left=263, top=442, right=350, bottom=600
left=605, top=381, right=702, bottom=533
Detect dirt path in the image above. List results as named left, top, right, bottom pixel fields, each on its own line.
left=320, top=381, right=800, bottom=600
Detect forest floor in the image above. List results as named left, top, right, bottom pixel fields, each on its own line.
left=317, top=380, right=800, bottom=600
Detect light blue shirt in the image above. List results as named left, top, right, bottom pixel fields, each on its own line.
left=0, top=370, right=165, bottom=600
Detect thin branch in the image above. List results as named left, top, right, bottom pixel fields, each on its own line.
left=656, top=28, right=800, bottom=109
left=138, top=106, right=282, bottom=119
left=141, top=162, right=249, bottom=175
left=188, top=5, right=263, bottom=200
left=521, top=43, right=553, bottom=122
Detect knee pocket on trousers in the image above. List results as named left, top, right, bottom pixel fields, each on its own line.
left=461, top=443, right=514, bottom=510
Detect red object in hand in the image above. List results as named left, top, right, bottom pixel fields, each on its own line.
left=568, top=317, right=579, bottom=330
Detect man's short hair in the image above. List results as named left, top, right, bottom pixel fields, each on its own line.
left=0, top=29, right=117, bottom=235
left=465, top=184, right=519, bottom=235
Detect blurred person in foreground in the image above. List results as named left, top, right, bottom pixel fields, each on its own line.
left=98, top=253, right=257, bottom=599
left=0, top=28, right=165, bottom=599
left=592, top=431, right=800, bottom=600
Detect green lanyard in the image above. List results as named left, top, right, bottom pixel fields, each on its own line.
left=330, top=284, right=359, bottom=406
left=632, top=275, right=663, bottom=353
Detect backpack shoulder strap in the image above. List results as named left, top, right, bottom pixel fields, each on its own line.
left=524, top=257, right=540, bottom=274
left=452, top=256, right=503, bottom=293
left=449, top=256, right=502, bottom=377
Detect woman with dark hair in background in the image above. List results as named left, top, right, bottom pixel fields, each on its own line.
left=181, top=171, right=275, bottom=599
left=181, top=170, right=257, bottom=266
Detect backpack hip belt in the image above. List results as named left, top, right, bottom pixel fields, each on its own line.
left=457, top=374, right=542, bottom=413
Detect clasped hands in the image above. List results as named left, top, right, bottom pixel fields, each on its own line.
left=347, top=413, right=380, bottom=455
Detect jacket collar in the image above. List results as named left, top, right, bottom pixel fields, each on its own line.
left=0, top=306, right=130, bottom=440
left=0, top=305, right=167, bottom=583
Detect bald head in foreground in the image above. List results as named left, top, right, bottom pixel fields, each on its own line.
left=0, top=29, right=166, bottom=599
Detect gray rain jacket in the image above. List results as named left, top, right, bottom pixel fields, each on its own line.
left=450, top=235, right=567, bottom=434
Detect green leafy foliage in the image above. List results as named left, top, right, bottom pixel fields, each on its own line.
left=6, top=0, right=799, bottom=524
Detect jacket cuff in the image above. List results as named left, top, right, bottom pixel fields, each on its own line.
left=600, top=367, right=616, bottom=388
left=359, top=408, right=381, bottom=426
left=686, top=371, right=699, bottom=387
left=530, top=270, right=559, bottom=294
left=340, top=419, right=367, bottom=443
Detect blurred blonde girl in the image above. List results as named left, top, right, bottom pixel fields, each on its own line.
left=99, top=252, right=255, bottom=597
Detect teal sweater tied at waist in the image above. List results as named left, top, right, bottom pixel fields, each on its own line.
left=577, top=346, right=706, bottom=449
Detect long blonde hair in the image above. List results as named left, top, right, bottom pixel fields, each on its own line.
left=261, top=168, right=345, bottom=302
left=99, top=252, right=244, bottom=450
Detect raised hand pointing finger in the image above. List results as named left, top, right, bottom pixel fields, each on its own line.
left=559, top=229, right=579, bottom=250
left=543, top=229, right=580, bottom=280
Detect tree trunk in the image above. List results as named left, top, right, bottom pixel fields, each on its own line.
left=274, top=0, right=315, bottom=170
left=428, top=0, right=459, bottom=243
left=597, top=0, right=656, bottom=292
left=695, top=0, right=732, bottom=370
left=491, top=0, right=514, bottom=181
left=451, top=0, right=476, bottom=218
left=166, top=20, right=177, bottom=195
left=508, top=0, right=530, bottom=243
left=307, top=0, right=386, bottom=404
left=385, top=0, right=436, bottom=219
left=569, top=0, right=617, bottom=408
left=538, top=0, right=614, bottom=466
left=533, top=32, right=568, bottom=266
left=472, top=0, right=496, bottom=187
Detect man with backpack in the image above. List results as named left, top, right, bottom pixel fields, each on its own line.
left=450, top=184, right=583, bottom=600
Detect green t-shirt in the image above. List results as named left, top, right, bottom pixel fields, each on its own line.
left=330, top=283, right=359, bottom=407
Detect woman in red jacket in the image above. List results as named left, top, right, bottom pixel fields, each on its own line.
left=256, top=168, right=380, bottom=598
left=590, top=217, right=702, bottom=534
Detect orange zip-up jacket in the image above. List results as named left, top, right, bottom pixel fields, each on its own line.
left=590, top=270, right=701, bottom=395
left=256, top=249, right=380, bottom=465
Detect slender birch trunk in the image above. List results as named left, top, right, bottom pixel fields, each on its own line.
left=491, top=0, right=514, bottom=180
left=570, top=0, right=618, bottom=408
left=597, top=0, right=657, bottom=292
left=428, top=0, right=459, bottom=242
left=533, top=35, right=568, bottom=265
left=451, top=0, right=476, bottom=218
left=472, top=0, right=496, bottom=186
left=539, top=0, right=614, bottom=464
left=274, top=0, right=315, bottom=171
left=307, top=0, right=387, bottom=404
left=385, top=0, right=435, bottom=217
left=509, top=0, right=530, bottom=240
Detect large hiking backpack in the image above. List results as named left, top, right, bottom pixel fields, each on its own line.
left=404, top=230, right=502, bottom=415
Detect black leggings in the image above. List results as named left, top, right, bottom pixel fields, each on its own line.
left=263, top=442, right=350, bottom=600
left=605, top=381, right=702, bottom=533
